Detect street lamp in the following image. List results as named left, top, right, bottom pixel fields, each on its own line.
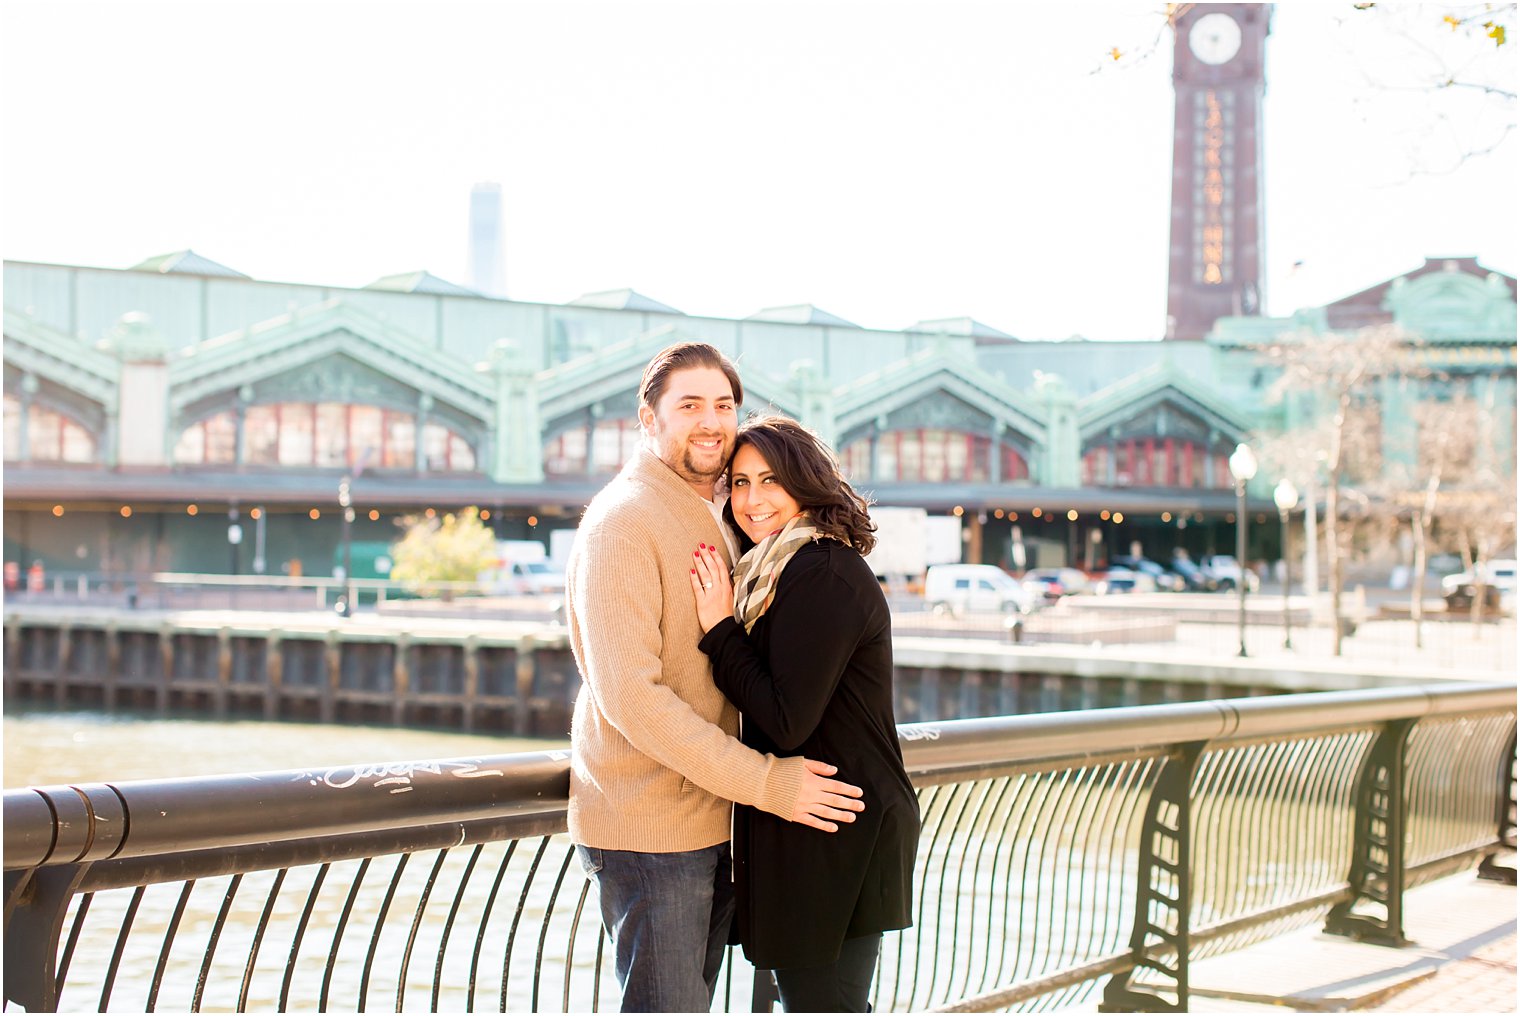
left=1228, top=443, right=1258, bottom=657
left=1273, top=479, right=1299, bottom=650
left=336, top=476, right=354, bottom=617
left=228, top=506, right=243, bottom=609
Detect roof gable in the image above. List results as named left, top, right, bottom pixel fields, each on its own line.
left=834, top=344, right=1044, bottom=441
left=1385, top=269, right=1517, bottom=340
left=1077, top=361, right=1251, bottom=439
left=569, top=289, right=684, bottom=314
left=2, top=308, right=119, bottom=409
left=909, top=316, right=1018, bottom=343
left=130, top=249, right=249, bottom=279
left=364, top=271, right=478, bottom=296
left=168, top=299, right=493, bottom=420
left=746, top=304, right=859, bottom=328
left=1324, top=257, right=1517, bottom=331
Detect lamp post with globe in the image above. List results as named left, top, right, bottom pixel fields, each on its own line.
left=1228, top=443, right=1258, bottom=657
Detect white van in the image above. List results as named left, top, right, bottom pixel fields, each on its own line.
left=924, top=564, right=1035, bottom=616
left=484, top=540, right=565, bottom=595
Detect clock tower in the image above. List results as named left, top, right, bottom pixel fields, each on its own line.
left=1166, top=4, right=1271, bottom=340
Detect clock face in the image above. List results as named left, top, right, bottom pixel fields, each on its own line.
left=1189, top=12, right=1242, bottom=65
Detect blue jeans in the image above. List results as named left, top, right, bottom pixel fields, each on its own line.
left=576, top=843, right=735, bottom=1013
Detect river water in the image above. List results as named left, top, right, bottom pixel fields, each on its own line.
left=3, top=705, right=570, bottom=788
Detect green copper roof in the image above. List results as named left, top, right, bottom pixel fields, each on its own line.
left=568, top=289, right=684, bottom=314
left=746, top=304, right=859, bottom=328
left=364, top=271, right=477, bottom=296
left=130, top=249, right=249, bottom=279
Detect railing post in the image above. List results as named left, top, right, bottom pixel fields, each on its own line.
left=4, top=863, right=90, bottom=1012
left=1101, top=740, right=1206, bottom=1013
left=1478, top=725, right=1517, bottom=885
left=1325, top=717, right=1416, bottom=947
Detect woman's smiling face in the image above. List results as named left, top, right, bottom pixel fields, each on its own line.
left=728, top=443, right=802, bottom=543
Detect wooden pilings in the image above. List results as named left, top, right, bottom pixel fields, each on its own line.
left=3, top=613, right=1304, bottom=735
left=3, top=617, right=584, bottom=737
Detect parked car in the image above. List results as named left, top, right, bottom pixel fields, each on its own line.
left=495, top=560, right=566, bottom=596
left=1440, top=558, right=1517, bottom=594
left=1167, top=555, right=1219, bottom=592
left=925, top=564, right=1036, bottom=615
left=1109, top=556, right=1183, bottom=592
left=1442, top=558, right=1516, bottom=611
left=1021, top=567, right=1090, bottom=602
left=1093, top=568, right=1157, bottom=595
left=1444, top=580, right=1502, bottom=612
left=1201, top=555, right=1259, bottom=592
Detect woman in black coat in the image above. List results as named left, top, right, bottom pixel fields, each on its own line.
left=690, top=415, right=919, bottom=1013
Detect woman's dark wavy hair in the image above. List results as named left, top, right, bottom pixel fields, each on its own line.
left=723, top=415, right=877, bottom=554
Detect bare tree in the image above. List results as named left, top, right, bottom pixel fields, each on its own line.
left=1260, top=324, right=1424, bottom=655
left=1396, top=392, right=1481, bottom=644
left=1433, top=385, right=1519, bottom=628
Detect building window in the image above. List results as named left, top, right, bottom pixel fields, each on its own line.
left=175, top=402, right=476, bottom=472
left=544, top=419, right=638, bottom=476
left=382, top=409, right=415, bottom=469
left=1085, top=438, right=1230, bottom=489
left=4, top=396, right=97, bottom=463
left=839, top=429, right=1028, bottom=483
left=3, top=396, right=20, bottom=461
left=423, top=422, right=476, bottom=472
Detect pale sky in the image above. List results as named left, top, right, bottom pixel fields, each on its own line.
left=2, top=1, right=1515, bottom=341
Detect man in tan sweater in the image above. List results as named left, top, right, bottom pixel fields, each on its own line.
left=567, top=342, right=865, bottom=1012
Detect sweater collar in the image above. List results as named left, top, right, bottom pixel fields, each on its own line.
left=629, top=444, right=717, bottom=505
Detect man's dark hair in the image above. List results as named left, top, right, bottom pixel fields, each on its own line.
left=723, top=415, right=877, bottom=554
left=638, top=342, right=743, bottom=410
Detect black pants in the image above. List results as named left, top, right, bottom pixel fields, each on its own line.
left=773, top=933, right=882, bottom=1013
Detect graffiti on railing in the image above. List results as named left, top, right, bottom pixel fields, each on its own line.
left=308, top=759, right=509, bottom=794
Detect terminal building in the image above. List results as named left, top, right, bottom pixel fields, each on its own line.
left=4, top=3, right=1515, bottom=581
left=5, top=250, right=1512, bottom=581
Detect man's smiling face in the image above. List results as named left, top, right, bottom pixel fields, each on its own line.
left=639, top=366, right=738, bottom=495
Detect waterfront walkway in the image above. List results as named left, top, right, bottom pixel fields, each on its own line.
left=5, top=595, right=1512, bottom=1012
left=1182, top=867, right=1516, bottom=1013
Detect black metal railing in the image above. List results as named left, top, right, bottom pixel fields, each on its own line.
left=5, top=683, right=1514, bottom=1013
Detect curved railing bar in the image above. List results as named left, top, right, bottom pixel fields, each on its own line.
left=10, top=685, right=1509, bottom=877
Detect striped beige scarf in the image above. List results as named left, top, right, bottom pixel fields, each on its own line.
left=732, top=514, right=820, bottom=633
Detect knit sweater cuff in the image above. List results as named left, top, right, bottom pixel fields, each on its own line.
left=756, top=753, right=808, bottom=820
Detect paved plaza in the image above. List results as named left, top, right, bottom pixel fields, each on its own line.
left=1186, top=872, right=1516, bottom=1013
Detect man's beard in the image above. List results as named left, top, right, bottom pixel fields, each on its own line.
left=679, top=444, right=728, bottom=484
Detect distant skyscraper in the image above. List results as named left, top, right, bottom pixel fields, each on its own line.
left=468, top=182, right=505, bottom=297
